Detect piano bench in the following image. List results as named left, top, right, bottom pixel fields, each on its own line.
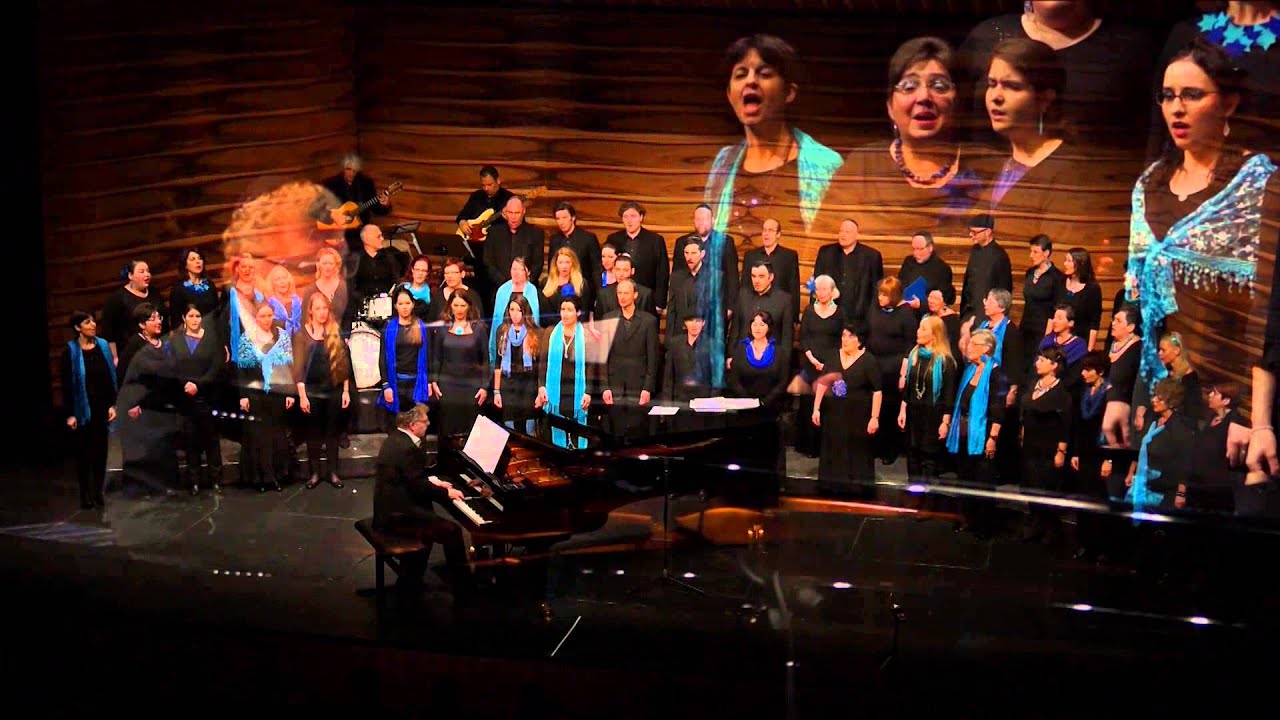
left=354, top=518, right=429, bottom=594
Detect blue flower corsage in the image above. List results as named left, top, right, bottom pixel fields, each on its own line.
left=832, top=380, right=847, bottom=398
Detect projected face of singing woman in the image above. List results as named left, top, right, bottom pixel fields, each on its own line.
left=727, top=48, right=796, bottom=130
left=887, top=59, right=955, bottom=143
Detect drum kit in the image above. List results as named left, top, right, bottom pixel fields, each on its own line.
left=348, top=286, right=397, bottom=390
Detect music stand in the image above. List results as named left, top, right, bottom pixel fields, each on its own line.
left=386, top=221, right=422, bottom=256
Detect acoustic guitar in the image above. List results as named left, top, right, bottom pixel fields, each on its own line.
left=455, top=185, right=548, bottom=242
left=317, top=180, right=404, bottom=230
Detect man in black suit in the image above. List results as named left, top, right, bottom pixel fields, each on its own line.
left=594, top=253, right=654, bottom=318
left=605, top=201, right=669, bottom=314
left=897, top=230, right=955, bottom=313
left=739, top=218, right=800, bottom=323
left=548, top=201, right=601, bottom=288
left=373, top=404, right=475, bottom=602
left=812, top=218, right=884, bottom=326
left=730, top=259, right=794, bottom=354
left=666, top=236, right=729, bottom=340
left=959, top=213, right=1012, bottom=326
left=483, top=195, right=546, bottom=301
left=601, top=279, right=658, bottom=408
left=320, top=153, right=392, bottom=254
left=671, top=204, right=739, bottom=308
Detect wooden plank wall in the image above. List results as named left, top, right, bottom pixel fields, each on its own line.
left=39, top=0, right=359, bottom=391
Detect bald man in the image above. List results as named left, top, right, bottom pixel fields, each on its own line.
left=483, top=195, right=546, bottom=296
left=351, top=223, right=407, bottom=313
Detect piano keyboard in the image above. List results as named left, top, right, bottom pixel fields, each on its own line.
left=432, top=475, right=506, bottom=527
left=453, top=498, right=493, bottom=526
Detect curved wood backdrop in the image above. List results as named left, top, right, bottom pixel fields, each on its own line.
left=41, top=0, right=1190, bottom=400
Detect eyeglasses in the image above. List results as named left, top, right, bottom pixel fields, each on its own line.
left=894, top=76, right=955, bottom=95
left=1156, top=88, right=1218, bottom=105
left=967, top=227, right=991, bottom=235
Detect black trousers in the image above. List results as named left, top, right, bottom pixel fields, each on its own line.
left=301, top=390, right=344, bottom=479
left=71, top=417, right=110, bottom=506
left=241, top=390, right=289, bottom=487
left=180, top=400, right=223, bottom=486
left=385, top=517, right=471, bottom=592
left=955, top=447, right=999, bottom=534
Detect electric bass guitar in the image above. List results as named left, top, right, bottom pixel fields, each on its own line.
left=455, top=185, right=548, bottom=242
left=317, top=180, right=404, bottom=230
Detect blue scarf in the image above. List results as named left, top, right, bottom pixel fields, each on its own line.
left=406, top=282, right=431, bottom=305
left=500, top=324, right=534, bottom=376
left=946, top=359, right=995, bottom=456
left=905, top=346, right=946, bottom=403
left=546, top=322, right=587, bottom=449
left=268, top=294, right=303, bottom=336
left=741, top=337, right=776, bottom=369
left=227, top=286, right=264, bottom=360
left=1127, top=419, right=1169, bottom=513
left=601, top=271, right=610, bottom=288
left=489, top=280, right=541, bottom=364
left=376, top=319, right=430, bottom=414
left=1080, top=379, right=1111, bottom=421
left=68, top=338, right=116, bottom=425
left=236, top=330, right=292, bottom=394
left=978, top=317, right=1010, bottom=367
left=1126, top=154, right=1276, bottom=391
left=1040, top=333, right=1088, bottom=367
left=183, top=278, right=210, bottom=293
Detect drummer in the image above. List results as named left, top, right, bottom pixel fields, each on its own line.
left=351, top=224, right=407, bottom=324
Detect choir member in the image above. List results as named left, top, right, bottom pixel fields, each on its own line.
left=667, top=237, right=714, bottom=341
left=605, top=202, right=669, bottom=313
left=663, top=312, right=714, bottom=403
left=794, top=275, right=841, bottom=456
left=490, top=257, right=541, bottom=365
left=430, top=288, right=490, bottom=447
left=595, top=253, right=654, bottom=318
left=235, top=302, right=295, bottom=493
left=378, top=288, right=432, bottom=418
left=100, top=259, right=156, bottom=366
left=601, top=279, right=659, bottom=408
left=537, top=297, right=600, bottom=448
left=1189, top=381, right=1249, bottom=514
left=599, top=241, right=619, bottom=290
left=549, top=201, right=602, bottom=291
left=221, top=253, right=265, bottom=362
left=307, top=247, right=351, bottom=333
left=958, top=214, right=1012, bottom=325
left=945, top=328, right=1010, bottom=536
left=812, top=324, right=882, bottom=497
left=1123, top=378, right=1196, bottom=513
left=897, top=315, right=957, bottom=485
left=1103, top=305, right=1142, bottom=447
left=971, top=289, right=1023, bottom=398
left=295, top=292, right=353, bottom=490
left=266, top=263, right=304, bottom=337
left=1038, top=304, right=1089, bottom=393
left=117, top=302, right=179, bottom=498
left=926, top=288, right=963, bottom=357
left=1135, top=332, right=1205, bottom=437
left=868, top=277, right=916, bottom=464
left=1019, top=234, right=1065, bottom=373
left=395, top=254, right=432, bottom=320
left=673, top=204, right=740, bottom=308
left=740, top=218, right=800, bottom=323
left=729, top=310, right=791, bottom=476
left=483, top=195, right=545, bottom=293
left=897, top=231, right=955, bottom=312
left=1072, top=351, right=1114, bottom=561
left=170, top=304, right=224, bottom=495
left=1019, top=346, right=1073, bottom=543
left=704, top=34, right=842, bottom=243
left=427, top=257, right=484, bottom=326
left=812, top=219, right=884, bottom=327
left=730, top=259, right=795, bottom=354
left=168, top=248, right=220, bottom=330
left=493, top=294, right=540, bottom=424
left=61, top=311, right=117, bottom=509
left=541, top=247, right=591, bottom=326
left=1061, top=247, right=1102, bottom=352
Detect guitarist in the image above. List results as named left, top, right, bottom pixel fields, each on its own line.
left=454, top=165, right=514, bottom=243
left=320, top=153, right=392, bottom=253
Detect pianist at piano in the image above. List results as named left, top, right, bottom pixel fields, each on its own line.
left=372, top=403, right=476, bottom=602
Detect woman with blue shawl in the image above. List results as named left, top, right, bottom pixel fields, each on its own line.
left=378, top=287, right=432, bottom=424
left=811, top=324, right=882, bottom=497
left=1125, top=39, right=1279, bottom=473
left=1122, top=378, right=1196, bottom=514
left=394, top=254, right=433, bottom=320
left=430, top=288, right=490, bottom=449
left=60, top=311, right=117, bottom=509
left=536, top=296, right=599, bottom=449
left=235, top=301, right=294, bottom=493
left=492, top=293, right=540, bottom=427
left=265, top=264, right=303, bottom=337
left=946, top=328, right=1009, bottom=536
left=897, top=315, right=957, bottom=486
left=1038, top=304, right=1089, bottom=393
left=490, top=257, right=540, bottom=366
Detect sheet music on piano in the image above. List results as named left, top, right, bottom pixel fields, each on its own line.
left=462, top=414, right=509, bottom=475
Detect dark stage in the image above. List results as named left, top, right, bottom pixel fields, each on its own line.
left=3, top=435, right=1276, bottom=717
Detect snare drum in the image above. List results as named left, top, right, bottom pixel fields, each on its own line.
left=361, top=293, right=393, bottom=322
left=348, top=322, right=383, bottom=389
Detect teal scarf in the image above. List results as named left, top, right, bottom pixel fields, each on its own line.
left=68, top=338, right=116, bottom=425
left=489, top=280, right=541, bottom=365
left=235, top=330, right=292, bottom=394
left=1125, top=154, right=1276, bottom=390
left=545, top=322, right=587, bottom=449
left=946, top=359, right=995, bottom=456
left=978, top=317, right=1009, bottom=367
left=1127, top=419, right=1168, bottom=513
left=227, top=286, right=264, bottom=360
left=905, top=346, right=946, bottom=403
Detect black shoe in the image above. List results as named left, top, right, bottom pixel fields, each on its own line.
left=329, top=474, right=345, bottom=489
left=305, top=474, right=320, bottom=490
left=339, top=433, right=351, bottom=449
left=257, top=484, right=267, bottom=494
left=272, top=481, right=283, bottom=492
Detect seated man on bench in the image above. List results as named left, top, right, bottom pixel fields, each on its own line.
left=373, top=403, right=475, bottom=603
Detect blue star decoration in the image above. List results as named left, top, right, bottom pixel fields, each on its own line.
left=1199, top=12, right=1224, bottom=33
left=1259, top=26, right=1277, bottom=51
left=1224, top=23, right=1247, bottom=46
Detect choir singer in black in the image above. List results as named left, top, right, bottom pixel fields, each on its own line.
left=601, top=279, right=659, bottom=428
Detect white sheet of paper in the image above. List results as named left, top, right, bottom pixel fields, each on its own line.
left=647, top=405, right=680, bottom=416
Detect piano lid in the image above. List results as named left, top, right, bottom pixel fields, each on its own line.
left=495, top=404, right=776, bottom=450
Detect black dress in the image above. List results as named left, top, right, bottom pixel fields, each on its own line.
left=866, top=304, right=918, bottom=463
left=1020, top=265, right=1066, bottom=374
left=168, top=280, right=221, bottom=330
left=798, top=304, right=842, bottom=384
left=237, top=329, right=294, bottom=489
left=495, top=328, right=538, bottom=425
left=171, top=329, right=225, bottom=487
left=117, top=339, right=179, bottom=495
left=1020, top=380, right=1073, bottom=493
left=817, top=351, right=881, bottom=495
left=60, top=341, right=117, bottom=506
left=431, top=323, right=490, bottom=442
left=1189, top=409, right=1247, bottom=514
left=100, top=286, right=156, bottom=353
left=1064, top=282, right=1103, bottom=346
left=1106, top=339, right=1142, bottom=405
left=729, top=340, right=790, bottom=478
left=903, top=352, right=958, bottom=483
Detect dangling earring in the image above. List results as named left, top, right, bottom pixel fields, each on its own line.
left=892, top=123, right=900, bottom=141
left=1024, top=1, right=1033, bottom=14
left=1224, top=119, right=1231, bottom=138
left=1038, top=112, right=1044, bottom=136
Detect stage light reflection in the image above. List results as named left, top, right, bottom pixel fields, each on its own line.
left=727, top=463, right=741, bottom=471
left=907, top=484, right=926, bottom=494
left=831, top=581, right=852, bottom=590
left=682, top=572, right=697, bottom=579
left=1188, top=616, right=1211, bottom=626
left=1071, top=604, right=1093, bottom=612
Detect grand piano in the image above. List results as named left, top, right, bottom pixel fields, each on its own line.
left=431, top=405, right=782, bottom=550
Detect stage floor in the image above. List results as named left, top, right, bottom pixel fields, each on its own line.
left=2, top=440, right=1275, bottom=715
